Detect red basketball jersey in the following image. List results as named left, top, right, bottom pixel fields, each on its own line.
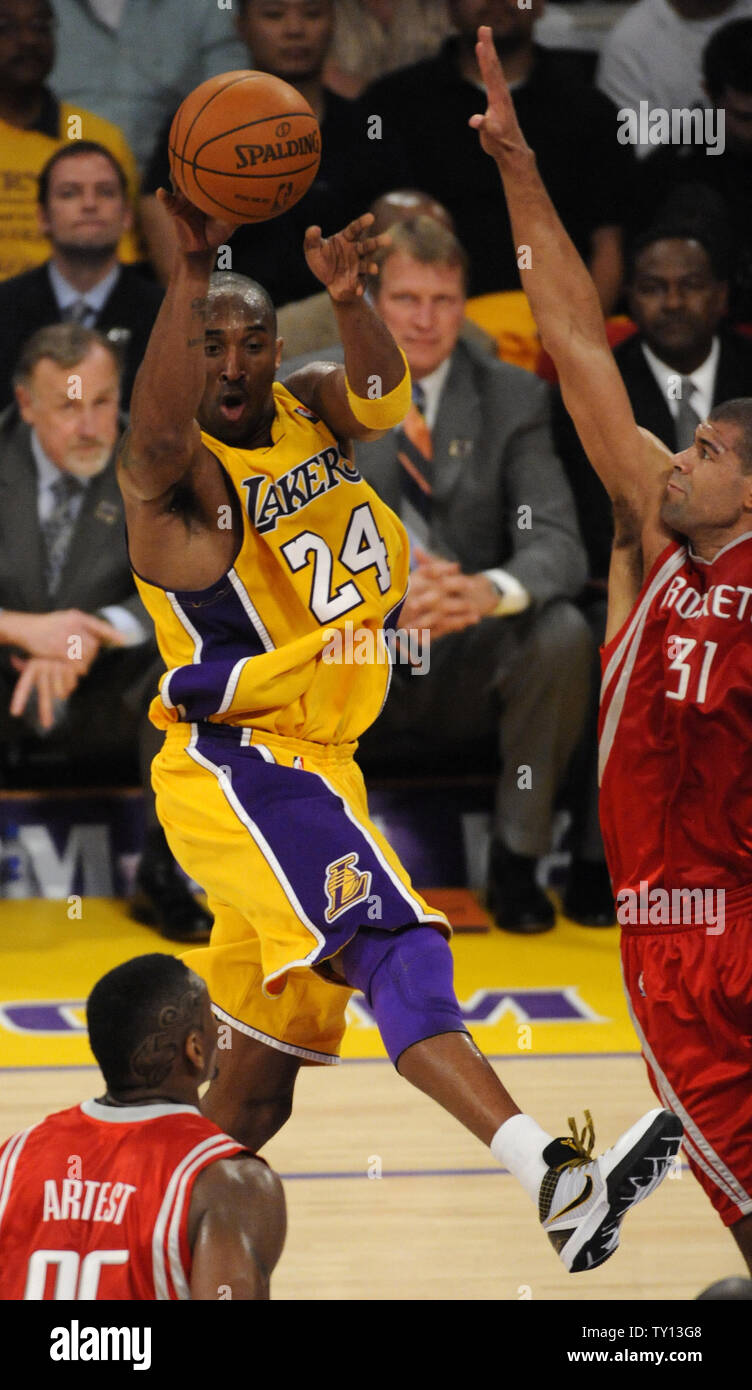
left=0, top=1099, right=247, bottom=1300
left=599, top=534, right=752, bottom=895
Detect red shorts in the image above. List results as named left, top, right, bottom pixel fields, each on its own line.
left=621, top=890, right=752, bottom=1227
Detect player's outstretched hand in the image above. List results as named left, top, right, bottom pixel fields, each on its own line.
left=156, top=187, right=237, bottom=255
left=304, top=213, right=389, bottom=304
left=468, top=25, right=530, bottom=166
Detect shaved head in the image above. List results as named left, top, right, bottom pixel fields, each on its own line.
left=206, top=272, right=277, bottom=335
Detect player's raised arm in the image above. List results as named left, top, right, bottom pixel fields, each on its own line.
left=468, top=28, right=661, bottom=523
left=119, top=192, right=238, bottom=502
left=189, top=1156, right=286, bottom=1301
left=285, top=214, right=411, bottom=442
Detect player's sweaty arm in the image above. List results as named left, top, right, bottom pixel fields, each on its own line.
left=469, top=28, right=669, bottom=538
left=285, top=214, right=411, bottom=442
left=119, top=193, right=237, bottom=502
left=189, top=1156, right=286, bottom=1301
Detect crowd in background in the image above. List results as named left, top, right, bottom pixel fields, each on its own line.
left=1, top=0, right=751, bottom=937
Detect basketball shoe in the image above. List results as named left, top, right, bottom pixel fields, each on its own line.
left=539, top=1108, right=682, bottom=1271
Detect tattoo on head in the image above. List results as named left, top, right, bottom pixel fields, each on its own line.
left=128, top=985, right=203, bottom=1089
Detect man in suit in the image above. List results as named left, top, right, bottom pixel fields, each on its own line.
left=292, top=216, right=591, bottom=932
left=0, top=323, right=210, bottom=941
left=0, top=141, right=163, bottom=410
left=554, top=221, right=752, bottom=581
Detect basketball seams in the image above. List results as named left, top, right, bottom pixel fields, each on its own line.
left=168, top=71, right=321, bottom=224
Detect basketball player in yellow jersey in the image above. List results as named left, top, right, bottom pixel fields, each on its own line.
left=117, top=189, right=682, bottom=1274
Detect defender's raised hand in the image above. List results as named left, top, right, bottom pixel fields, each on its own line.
left=304, top=213, right=389, bottom=304
left=468, top=25, right=530, bottom=166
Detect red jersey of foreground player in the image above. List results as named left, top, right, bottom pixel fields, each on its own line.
left=599, top=534, right=752, bottom=896
left=0, top=1101, right=246, bottom=1300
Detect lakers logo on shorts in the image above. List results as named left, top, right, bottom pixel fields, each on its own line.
left=324, top=852, right=372, bottom=923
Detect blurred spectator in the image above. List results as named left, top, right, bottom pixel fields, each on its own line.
left=0, top=0, right=141, bottom=279
left=364, top=0, right=632, bottom=310
left=0, top=142, right=163, bottom=410
left=141, top=0, right=397, bottom=303
left=551, top=221, right=752, bottom=921
left=304, top=218, right=591, bottom=933
left=277, top=188, right=495, bottom=360
left=597, top=0, right=752, bottom=157
left=49, top=0, right=246, bottom=171
left=630, top=20, right=752, bottom=320
left=553, top=219, right=752, bottom=580
left=0, top=324, right=211, bottom=941
left=324, top=0, right=453, bottom=97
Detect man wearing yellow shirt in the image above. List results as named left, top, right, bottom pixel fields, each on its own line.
left=0, top=0, right=141, bottom=279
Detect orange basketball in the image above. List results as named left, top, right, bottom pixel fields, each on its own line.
left=168, top=70, right=321, bottom=225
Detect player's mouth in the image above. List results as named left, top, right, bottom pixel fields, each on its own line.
left=219, top=394, right=248, bottom=423
left=666, top=480, right=685, bottom=495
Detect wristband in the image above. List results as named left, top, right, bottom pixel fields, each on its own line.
left=344, top=349, right=411, bottom=429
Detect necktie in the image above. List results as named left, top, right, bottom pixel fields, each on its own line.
left=397, top=381, right=433, bottom=549
left=675, top=376, right=701, bottom=451
left=62, top=298, right=93, bottom=325
left=42, top=473, right=85, bottom=594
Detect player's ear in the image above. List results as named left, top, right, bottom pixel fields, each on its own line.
left=275, top=337, right=283, bottom=370
left=184, top=1027, right=204, bottom=1074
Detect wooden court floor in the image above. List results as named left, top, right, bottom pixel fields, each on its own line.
left=4, top=1055, right=745, bottom=1302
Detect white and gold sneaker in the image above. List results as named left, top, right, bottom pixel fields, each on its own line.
left=539, top=1108, right=682, bottom=1272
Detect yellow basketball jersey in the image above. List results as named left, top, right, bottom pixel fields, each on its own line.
left=133, top=382, right=410, bottom=744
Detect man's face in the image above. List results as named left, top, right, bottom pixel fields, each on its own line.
left=661, top=418, right=752, bottom=537
left=198, top=295, right=282, bottom=443
left=237, top=0, right=333, bottom=82
left=628, top=239, right=728, bottom=363
left=373, top=252, right=466, bottom=381
left=15, top=344, right=119, bottom=477
left=717, top=85, right=752, bottom=153
left=449, top=0, right=541, bottom=46
left=40, top=152, right=130, bottom=258
left=0, top=0, right=54, bottom=91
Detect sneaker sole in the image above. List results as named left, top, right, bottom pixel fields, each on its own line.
left=561, top=1108, right=683, bottom=1273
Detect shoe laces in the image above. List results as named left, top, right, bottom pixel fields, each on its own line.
left=554, top=1110, right=595, bottom=1171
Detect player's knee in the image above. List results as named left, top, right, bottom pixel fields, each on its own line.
left=339, top=925, right=465, bottom=1067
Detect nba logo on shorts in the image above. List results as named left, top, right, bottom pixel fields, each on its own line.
left=324, top=852, right=372, bottom=922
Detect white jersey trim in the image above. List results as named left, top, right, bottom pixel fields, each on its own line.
left=80, top=1100, right=201, bottom=1124
left=599, top=547, right=687, bottom=784
left=152, top=1133, right=242, bottom=1301
left=0, top=1125, right=38, bottom=1236
left=623, top=968, right=752, bottom=1215
left=228, top=568, right=275, bottom=652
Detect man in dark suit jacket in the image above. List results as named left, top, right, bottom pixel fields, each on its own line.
left=0, top=141, right=162, bottom=411
left=286, top=217, right=592, bottom=932
left=0, top=324, right=209, bottom=942
left=553, top=222, right=752, bottom=583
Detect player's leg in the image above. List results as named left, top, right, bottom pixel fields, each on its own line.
left=201, top=1025, right=302, bottom=1152
left=731, top=1215, right=752, bottom=1275
left=328, top=924, right=681, bottom=1272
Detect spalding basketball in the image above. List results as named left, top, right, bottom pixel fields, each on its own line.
left=168, top=70, right=321, bottom=224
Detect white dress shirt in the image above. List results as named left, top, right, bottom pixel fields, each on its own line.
left=640, top=337, right=720, bottom=425
left=47, top=261, right=121, bottom=327
left=414, top=357, right=530, bottom=615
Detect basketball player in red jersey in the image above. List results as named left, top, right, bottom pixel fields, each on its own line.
left=468, top=27, right=752, bottom=1269
left=0, top=955, right=285, bottom=1300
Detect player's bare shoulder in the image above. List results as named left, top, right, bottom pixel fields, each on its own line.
left=188, top=1154, right=286, bottom=1300
left=604, top=429, right=677, bottom=642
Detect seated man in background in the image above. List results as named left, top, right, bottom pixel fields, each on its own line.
left=631, top=19, right=752, bottom=323
left=0, top=324, right=210, bottom=942
left=277, top=188, right=496, bottom=362
left=296, top=217, right=592, bottom=933
left=0, top=142, right=163, bottom=411
left=0, top=0, right=141, bottom=280
left=364, top=0, right=631, bottom=311
left=141, top=0, right=397, bottom=301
